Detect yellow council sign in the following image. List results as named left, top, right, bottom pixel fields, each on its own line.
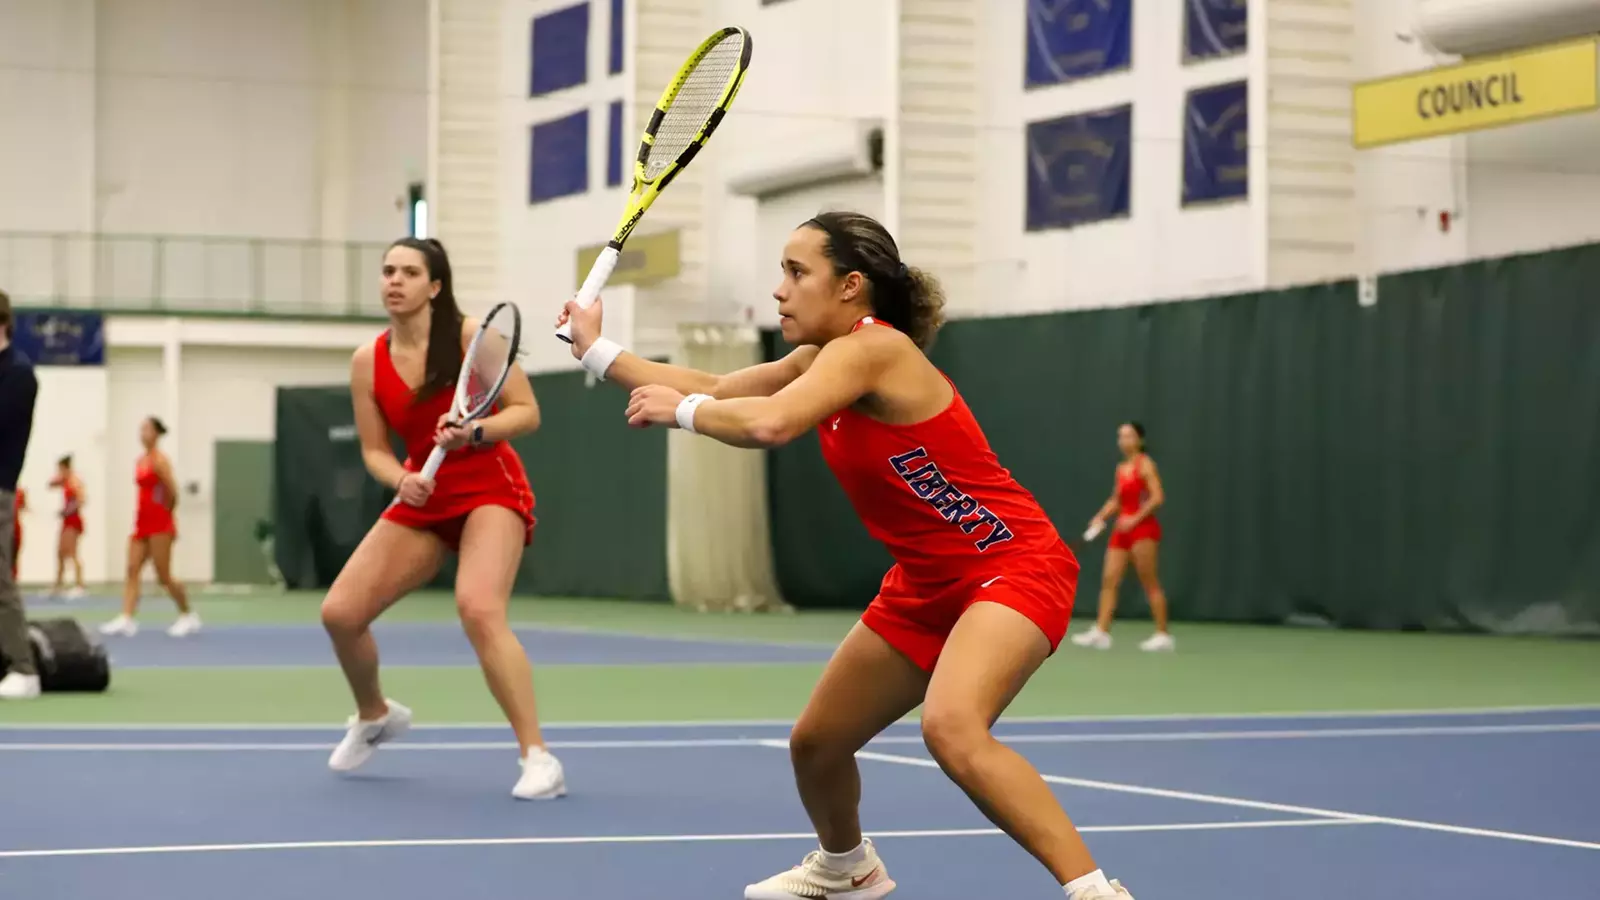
left=1352, top=36, right=1599, bottom=149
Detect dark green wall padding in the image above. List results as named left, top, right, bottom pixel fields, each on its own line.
left=763, top=243, right=1600, bottom=636
left=273, top=367, right=668, bottom=601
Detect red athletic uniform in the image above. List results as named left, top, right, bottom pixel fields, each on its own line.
left=10, top=488, right=23, bottom=580
left=817, top=317, right=1080, bottom=671
left=60, top=480, right=84, bottom=535
left=373, top=331, right=536, bottom=550
left=133, top=456, right=176, bottom=540
left=1108, top=456, right=1161, bottom=551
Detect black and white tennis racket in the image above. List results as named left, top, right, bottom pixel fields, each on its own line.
left=394, top=303, right=522, bottom=503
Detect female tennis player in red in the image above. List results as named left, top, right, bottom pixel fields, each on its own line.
left=49, top=455, right=87, bottom=598
left=318, top=237, right=564, bottom=801
left=100, top=417, right=199, bottom=638
left=557, top=211, right=1137, bottom=900
left=1070, top=423, right=1173, bottom=652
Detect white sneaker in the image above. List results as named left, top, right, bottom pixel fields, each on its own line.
left=511, top=745, right=567, bottom=800
left=167, top=613, right=202, bottom=638
left=99, top=615, right=137, bottom=637
left=1138, top=632, right=1175, bottom=652
left=0, top=672, right=42, bottom=700
left=65, top=586, right=86, bottom=600
left=745, top=839, right=895, bottom=900
left=1070, top=626, right=1112, bottom=650
left=327, top=699, right=413, bottom=772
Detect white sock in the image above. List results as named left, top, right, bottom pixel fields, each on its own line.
left=1064, top=869, right=1115, bottom=899
left=819, top=841, right=868, bottom=869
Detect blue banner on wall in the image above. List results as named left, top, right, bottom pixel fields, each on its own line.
left=1185, top=0, right=1248, bottom=61
left=530, top=108, right=590, bottom=204
left=13, top=311, right=105, bottom=366
left=530, top=3, right=590, bottom=97
left=1182, top=80, right=1249, bottom=206
left=1025, top=104, right=1133, bottom=231
left=1025, top=0, right=1132, bottom=89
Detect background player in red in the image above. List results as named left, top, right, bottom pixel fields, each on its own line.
left=318, top=237, right=564, bottom=801
left=557, top=211, right=1137, bottom=900
left=49, top=454, right=87, bottom=598
left=9, top=486, right=23, bottom=582
left=101, top=417, right=198, bottom=637
left=1071, top=422, right=1172, bottom=652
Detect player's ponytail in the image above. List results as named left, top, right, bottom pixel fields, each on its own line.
left=803, top=211, right=947, bottom=350
left=390, top=236, right=464, bottom=399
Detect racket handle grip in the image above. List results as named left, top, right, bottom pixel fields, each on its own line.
left=388, top=447, right=447, bottom=509
left=557, top=245, right=621, bottom=344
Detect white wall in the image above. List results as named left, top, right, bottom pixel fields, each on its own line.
left=0, top=0, right=98, bottom=234
left=980, top=2, right=1258, bottom=314
left=1352, top=0, right=1470, bottom=275
left=709, top=0, right=892, bottom=326
left=1353, top=0, right=1600, bottom=275
left=0, top=0, right=426, bottom=245
left=12, top=316, right=376, bottom=588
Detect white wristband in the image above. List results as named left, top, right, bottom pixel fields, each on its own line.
left=580, top=336, right=625, bottom=380
left=676, top=393, right=713, bottom=434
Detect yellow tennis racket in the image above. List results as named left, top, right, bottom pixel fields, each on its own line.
left=555, top=26, right=753, bottom=343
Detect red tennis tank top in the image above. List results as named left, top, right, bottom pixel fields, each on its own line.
left=135, top=455, right=175, bottom=534
left=815, top=318, right=1073, bottom=590
left=371, top=331, right=526, bottom=484
left=1116, top=456, right=1151, bottom=517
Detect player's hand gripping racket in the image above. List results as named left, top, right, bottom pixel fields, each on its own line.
left=555, top=26, right=753, bottom=343
left=391, top=303, right=522, bottom=507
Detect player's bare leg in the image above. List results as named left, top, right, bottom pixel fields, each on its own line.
left=1129, top=541, right=1173, bottom=651
left=100, top=537, right=148, bottom=635
left=454, top=505, right=564, bottom=799
left=320, top=519, right=443, bottom=770
left=745, top=621, right=929, bottom=900
left=1071, top=548, right=1128, bottom=649
left=924, top=601, right=1127, bottom=898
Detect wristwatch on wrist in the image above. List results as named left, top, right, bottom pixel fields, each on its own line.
left=471, top=424, right=485, bottom=447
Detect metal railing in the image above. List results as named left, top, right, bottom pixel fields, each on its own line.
left=0, top=231, right=393, bottom=318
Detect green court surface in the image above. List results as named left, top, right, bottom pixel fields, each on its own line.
left=10, top=588, right=1599, bottom=726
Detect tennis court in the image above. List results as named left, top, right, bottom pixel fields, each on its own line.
left=4, top=589, right=1598, bottom=899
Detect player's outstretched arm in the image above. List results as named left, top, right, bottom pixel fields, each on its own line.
left=556, top=296, right=818, bottom=399
left=624, top=327, right=894, bottom=449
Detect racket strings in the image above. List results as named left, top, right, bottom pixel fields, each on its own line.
left=645, top=35, right=743, bottom=180
left=462, top=307, right=520, bottom=418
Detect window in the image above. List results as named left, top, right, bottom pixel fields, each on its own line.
left=530, top=3, right=590, bottom=97
left=530, top=109, right=590, bottom=203
left=407, top=183, right=427, bottom=238
left=607, top=100, right=625, bottom=187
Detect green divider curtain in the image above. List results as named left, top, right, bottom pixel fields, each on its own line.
left=762, top=242, right=1600, bottom=635
left=273, top=367, right=670, bottom=601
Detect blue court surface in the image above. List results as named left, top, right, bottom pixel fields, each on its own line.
left=81, top=621, right=835, bottom=667
left=2, top=708, right=1597, bottom=899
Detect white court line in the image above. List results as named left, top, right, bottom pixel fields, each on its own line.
left=0, top=817, right=1363, bottom=860
left=781, top=742, right=1600, bottom=853
left=3, top=719, right=1597, bottom=752
left=2, top=702, right=1595, bottom=732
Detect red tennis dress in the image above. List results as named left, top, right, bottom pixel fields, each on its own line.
left=816, top=318, right=1080, bottom=671
left=1107, top=456, right=1161, bottom=551
left=373, top=331, right=536, bottom=550
left=133, top=457, right=176, bottom=540
left=60, top=480, right=84, bottom=535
